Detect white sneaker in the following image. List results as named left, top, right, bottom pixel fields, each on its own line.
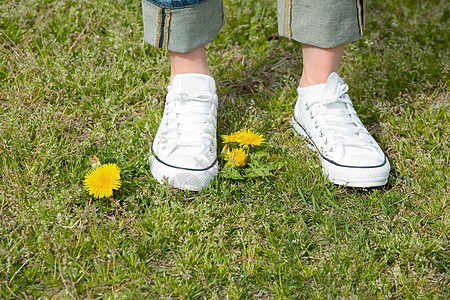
left=149, top=73, right=218, bottom=191
left=292, top=72, right=390, bottom=187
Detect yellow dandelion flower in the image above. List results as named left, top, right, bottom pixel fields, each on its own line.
left=83, top=163, right=122, bottom=198
left=225, top=148, right=248, bottom=167
left=235, top=129, right=265, bottom=148
left=223, top=132, right=238, bottom=144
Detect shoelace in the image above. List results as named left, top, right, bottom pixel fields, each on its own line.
left=304, top=82, right=374, bottom=153
left=161, top=91, right=217, bottom=156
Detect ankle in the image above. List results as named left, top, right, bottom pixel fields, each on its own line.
left=299, top=71, right=335, bottom=88
left=169, top=46, right=212, bottom=85
left=300, top=44, right=344, bottom=88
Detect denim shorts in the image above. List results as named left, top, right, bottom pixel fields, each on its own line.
left=142, top=0, right=366, bottom=53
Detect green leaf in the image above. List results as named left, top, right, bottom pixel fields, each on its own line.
left=222, top=165, right=244, bottom=180
left=250, top=151, right=269, bottom=158
left=244, top=161, right=276, bottom=178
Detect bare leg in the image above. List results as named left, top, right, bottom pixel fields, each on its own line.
left=168, top=45, right=212, bottom=85
left=299, top=44, right=345, bottom=87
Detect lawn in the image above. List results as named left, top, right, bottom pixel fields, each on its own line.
left=0, top=0, right=449, bottom=298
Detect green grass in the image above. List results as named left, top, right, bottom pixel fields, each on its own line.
left=1, top=0, right=449, bottom=298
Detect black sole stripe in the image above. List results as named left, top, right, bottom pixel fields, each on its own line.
left=151, top=142, right=218, bottom=172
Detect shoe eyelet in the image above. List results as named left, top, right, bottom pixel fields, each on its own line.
left=309, top=112, right=314, bottom=119
left=329, top=147, right=334, bottom=152
left=319, top=131, right=324, bottom=137
left=305, top=104, right=310, bottom=110
left=324, top=140, right=328, bottom=145
left=314, top=122, right=319, bottom=129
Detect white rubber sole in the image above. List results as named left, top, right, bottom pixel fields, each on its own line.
left=149, top=155, right=218, bottom=191
left=292, top=117, right=390, bottom=188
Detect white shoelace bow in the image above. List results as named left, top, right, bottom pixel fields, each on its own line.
left=304, top=82, right=374, bottom=152
left=162, top=91, right=216, bottom=156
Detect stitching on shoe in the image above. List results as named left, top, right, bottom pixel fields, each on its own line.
left=292, top=115, right=387, bottom=169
